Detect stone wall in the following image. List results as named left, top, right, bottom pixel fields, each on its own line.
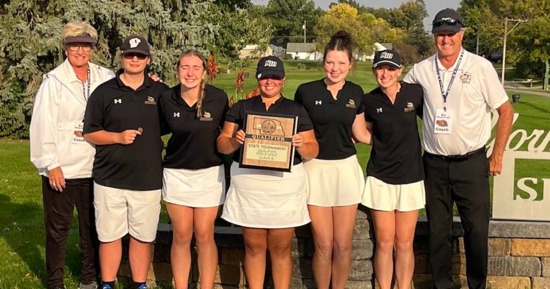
left=119, top=209, right=550, bottom=289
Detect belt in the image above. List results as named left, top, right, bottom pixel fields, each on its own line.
left=424, top=147, right=486, bottom=161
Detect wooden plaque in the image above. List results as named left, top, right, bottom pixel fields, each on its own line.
left=240, top=112, right=298, bottom=172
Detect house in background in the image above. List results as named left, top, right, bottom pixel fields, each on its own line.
left=270, top=44, right=286, bottom=57
left=286, top=43, right=321, bottom=60
left=239, top=44, right=273, bottom=59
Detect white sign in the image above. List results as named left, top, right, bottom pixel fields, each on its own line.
left=491, top=113, right=550, bottom=221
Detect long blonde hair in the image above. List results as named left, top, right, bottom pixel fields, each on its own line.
left=177, top=49, right=207, bottom=118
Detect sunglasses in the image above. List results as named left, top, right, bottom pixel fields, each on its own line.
left=68, top=44, right=93, bottom=52
left=432, top=18, right=463, bottom=27
left=258, top=76, right=284, bottom=80
left=123, top=53, right=148, bottom=60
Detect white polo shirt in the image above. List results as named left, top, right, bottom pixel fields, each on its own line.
left=403, top=49, right=509, bottom=156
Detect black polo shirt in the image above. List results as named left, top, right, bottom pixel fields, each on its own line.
left=159, top=84, right=229, bottom=169
left=294, top=79, right=365, bottom=160
left=225, top=95, right=313, bottom=165
left=363, top=82, right=424, bottom=184
left=83, top=70, right=168, bottom=190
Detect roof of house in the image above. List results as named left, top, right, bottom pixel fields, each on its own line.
left=286, top=42, right=316, bottom=53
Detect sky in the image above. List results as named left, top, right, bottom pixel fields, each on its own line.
left=251, top=0, right=461, bottom=31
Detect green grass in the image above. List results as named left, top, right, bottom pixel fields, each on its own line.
left=1, top=60, right=550, bottom=288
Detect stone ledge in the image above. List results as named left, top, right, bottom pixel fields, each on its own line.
left=488, top=256, right=541, bottom=276
left=489, top=221, right=550, bottom=239
left=414, top=217, right=550, bottom=239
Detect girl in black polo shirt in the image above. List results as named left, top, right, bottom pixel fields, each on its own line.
left=294, top=31, right=371, bottom=289
left=158, top=50, right=229, bottom=289
left=362, top=50, right=425, bottom=289
left=217, top=56, right=318, bottom=289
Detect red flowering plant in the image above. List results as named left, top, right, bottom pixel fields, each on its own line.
left=229, top=70, right=261, bottom=107
left=229, top=70, right=245, bottom=107
left=207, top=54, right=220, bottom=83
left=245, top=86, right=260, bottom=99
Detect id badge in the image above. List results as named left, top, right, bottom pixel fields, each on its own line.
left=434, top=108, right=453, bottom=134
left=72, top=122, right=86, bottom=143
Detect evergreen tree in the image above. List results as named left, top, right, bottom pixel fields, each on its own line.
left=0, top=0, right=266, bottom=137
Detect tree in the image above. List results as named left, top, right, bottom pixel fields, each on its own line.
left=460, top=0, right=502, bottom=57
left=513, top=16, right=550, bottom=89
left=315, top=3, right=402, bottom=58
left=334, top=0, right=368, bottom=13
left=214, top=0, right=252, bottom=10
left=0, top=0, right=184, bottom=137
left=207, top=4, right=273, bottom=63
left=361, top=1, right=431, bottom=61
left=264, top=0, right=322, bottom=46
left=0, top=0, right=265, bottom=137
left=460, top=0, right=550, bottom=88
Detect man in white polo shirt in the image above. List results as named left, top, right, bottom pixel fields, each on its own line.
left=403, top=8, right=514, bottom=289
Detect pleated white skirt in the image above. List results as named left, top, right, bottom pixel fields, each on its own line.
left=222, top=162, right=311, bottom=228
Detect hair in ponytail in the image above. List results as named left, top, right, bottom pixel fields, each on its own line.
left=323, top=30, right=354, bottom=63
left=176, top=49, right=208, bottom=118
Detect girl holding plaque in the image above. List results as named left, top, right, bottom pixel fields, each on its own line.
left=294, top=31, right=371, bottom=289
left=158, top=50, right=229, bottom=289
left=217, top=56, right=319, bottom=289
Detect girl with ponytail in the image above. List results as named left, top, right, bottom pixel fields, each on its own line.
left=294, top=30, right=371, bottom=289
left=158, top=50, right=229, bottom=289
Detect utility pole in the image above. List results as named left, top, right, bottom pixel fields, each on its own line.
left=303, top=20, right=306, bottom=43
left=476, top=29, right=480, bottom=55
left=501, top=17, right=527, bottom=85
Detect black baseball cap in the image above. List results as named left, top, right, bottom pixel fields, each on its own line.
left=256, top=56, right=285, bottom=79
left=120, top=35, right=150, bottom=56
left=372, top=49, right=402, bottom=69
left=432, top=8, right=465, bottom=34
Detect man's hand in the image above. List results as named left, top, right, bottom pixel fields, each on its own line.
left=488, top=153, right=503, bottom=176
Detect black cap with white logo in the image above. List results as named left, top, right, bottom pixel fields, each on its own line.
left=431, top=8, right=465, bottom=34
left=256, top=56, right=285, bottom=79
left=372, top=49, right=402, bottom=69
left=120, top=35, right=151, bottom=56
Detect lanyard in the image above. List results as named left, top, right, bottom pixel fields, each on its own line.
left=435, top=50, right=464, bottom=111
left=82, top=68, right=90, bottom=101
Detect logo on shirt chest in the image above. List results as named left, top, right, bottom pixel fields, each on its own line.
left=114, top=98, right=122, bottom=104
left=376, top=107, right=383, bottom=113
left=345, top=99, right=356, bottom=109
left=315, top=100, right=322, bottom=105
left=404, top=102, right=415, bottom=112
left=173, top=112, right=180, bottom=118
left=200, top=111, right=213, bottom=121
left=460, top=71, right=472, bottom=84
left=144, top=96, right=157, bottom=105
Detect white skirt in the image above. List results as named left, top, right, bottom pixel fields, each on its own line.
left=221, top=162, right=311, bottom=228
left=162, top=165, right=225, bottom=207
left=361, top=176, right=425, bottom=212
left=303, top=155, right=364, bottom=207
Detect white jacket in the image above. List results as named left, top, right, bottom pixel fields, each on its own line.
left=30, top=59, right=115, bottom=178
